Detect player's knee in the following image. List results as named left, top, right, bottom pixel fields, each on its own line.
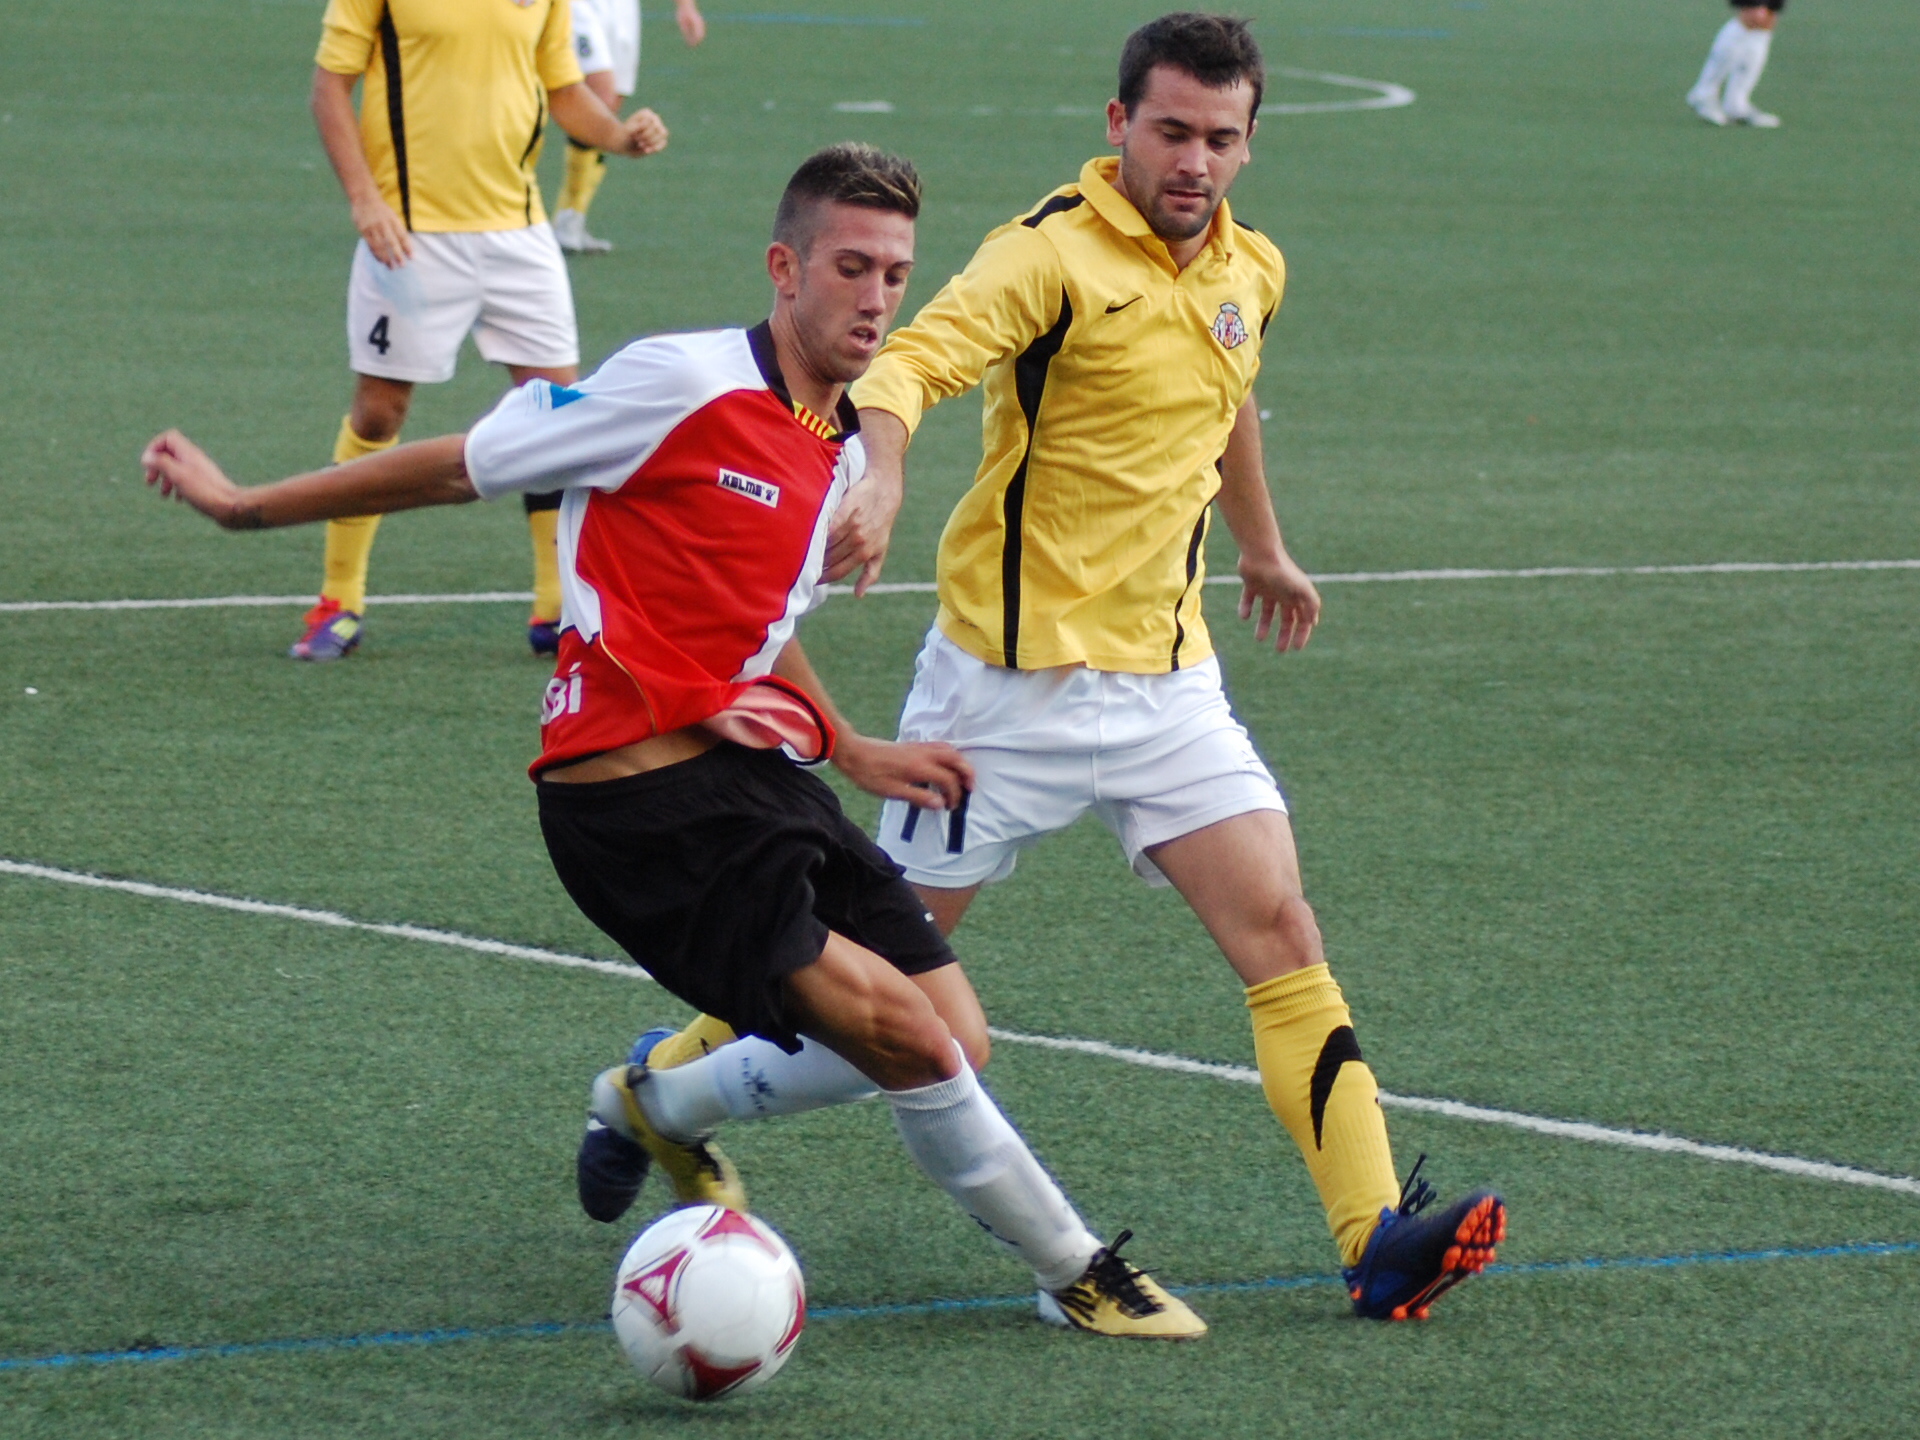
left=949, top=1013, right=991, bottom=1073
left=1272, top=894, right=1324, bottom=970
left=349, top=386, right=411, bottom=442
left=867, top=1005, right=962, bottom=1090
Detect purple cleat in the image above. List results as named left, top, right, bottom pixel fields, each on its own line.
left=289, top=601, right=362, bottom=661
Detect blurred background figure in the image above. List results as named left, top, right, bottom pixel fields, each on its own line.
left=1688, top=1, right=1786, bottom=128
left=554, top=0, right=707, bottom=253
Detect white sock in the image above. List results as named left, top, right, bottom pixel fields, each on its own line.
left=635, top=1037, right=879, bottom=1140
left=1722, top=28, right=1773, bottom=117
left=1690, top=18, right=1745, bottom=102
left=886, top=1050, right=1101, bottom=1292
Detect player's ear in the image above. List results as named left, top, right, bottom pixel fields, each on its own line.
left=1105, top=98, right=1129, bottom=147
left=767, top=241, right=802, bottom=296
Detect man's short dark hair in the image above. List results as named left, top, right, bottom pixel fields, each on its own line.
left=1118, top=12, right=1265, bottom=119
left=772, top=143, right=922, bottom=255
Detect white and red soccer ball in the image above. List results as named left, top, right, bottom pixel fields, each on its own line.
left=611, top=1204, right=806, bottom=1401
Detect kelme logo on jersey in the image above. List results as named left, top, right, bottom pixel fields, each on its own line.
left=542, top=666, right=583, bottom=726
left=717, top=469, right=781, bottom=508
left=1211, top=302, right=1249, bottom=350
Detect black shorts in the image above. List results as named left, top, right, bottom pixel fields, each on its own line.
left=537, top=743, right=957, bottom=1051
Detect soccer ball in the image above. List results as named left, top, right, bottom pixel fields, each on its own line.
left=611, top=1204, right=806, bottom=1401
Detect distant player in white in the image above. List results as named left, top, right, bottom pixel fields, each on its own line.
left=1688, top=1, right=1786, bottom=129
left=554, top=0, right=709, bottom=254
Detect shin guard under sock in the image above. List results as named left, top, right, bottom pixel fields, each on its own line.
left=1247, top=964, right=1401, bottom=1266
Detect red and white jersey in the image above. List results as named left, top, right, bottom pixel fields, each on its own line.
left=464, top=322, right=863, bottom=775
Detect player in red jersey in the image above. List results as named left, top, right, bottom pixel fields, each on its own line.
left=142, top=144, right=1205, bottom=1340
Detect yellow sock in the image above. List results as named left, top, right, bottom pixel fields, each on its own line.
left=556, top=142, right=608, bottom=218
left=649, top=1015, right=737, bottom=1070
left=319, top=417, right=397, bottom=614
left=1247, top=964, right=1401, bottom=1267
left=526, top=506, right=562, bottom=624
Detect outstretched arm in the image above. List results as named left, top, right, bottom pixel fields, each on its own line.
left=1215, top=395, right=1320, bottom=652
left=824, top=409, right=908, bottom=595
left=142, top=430, right=476, bottom=530
left=827, top=224, right=1065, bottom=592
left=772, top=638, right=973, bottom=811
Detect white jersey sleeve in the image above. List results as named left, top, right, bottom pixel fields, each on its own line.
left=464, top=330, right=751, bottom=500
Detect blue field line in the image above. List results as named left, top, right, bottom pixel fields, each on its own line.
left=4, top=1240, right=1913, bottom=1375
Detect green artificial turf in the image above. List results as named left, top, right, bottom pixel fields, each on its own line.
left=2, top=1, right=1917, bottom=1436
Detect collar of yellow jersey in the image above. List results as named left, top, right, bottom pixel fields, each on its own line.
left=1076, top=156, right=1237, bottom=269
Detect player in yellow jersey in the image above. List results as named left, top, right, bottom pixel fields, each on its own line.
left=292, top=0, right=668, bottom=661
left=552, top=0, right=707, bottom=255
left=623, top=13, right=1507, bottom=1327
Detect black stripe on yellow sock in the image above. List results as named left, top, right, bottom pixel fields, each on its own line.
left=1309, top=1025, right=1364, bottom=1149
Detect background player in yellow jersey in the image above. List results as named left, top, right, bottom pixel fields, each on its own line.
left=292, top=0, right=668, bottom=661
left=621, top=13, right=1507, bottom=1327
left=552, top=0, right=707, bottom=255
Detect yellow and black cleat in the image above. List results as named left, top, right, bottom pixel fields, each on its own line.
left=1037, top=1231, right=1208, bottom=1340
left=590, top=1064, right=747, bottom=1213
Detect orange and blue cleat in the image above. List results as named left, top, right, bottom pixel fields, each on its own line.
left=1344, top=1155, right=1505, bottom=1321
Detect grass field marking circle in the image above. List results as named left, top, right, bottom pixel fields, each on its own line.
left=8, top=858, right=1918, bottom=1199
left=6, top=560, right=1916, bottom=613
left=1260, top=68, right=1415, bottom=116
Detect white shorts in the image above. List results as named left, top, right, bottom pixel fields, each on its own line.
left=345, top=227, right=579, bottom=385
left=571, top=0, right=641, bottom=96
left=876, top=628, right=1287, bottom=890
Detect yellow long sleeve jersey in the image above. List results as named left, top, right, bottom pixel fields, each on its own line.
left=852, top=156, right=1285, bottom=673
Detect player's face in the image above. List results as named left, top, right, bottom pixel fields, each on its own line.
left=787, top=205, right=917, bottom=383
left=1106, top=66, right=1257, bottom=244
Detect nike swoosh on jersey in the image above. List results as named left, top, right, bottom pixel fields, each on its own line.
left=1104, top=296, right=1144, bottom=314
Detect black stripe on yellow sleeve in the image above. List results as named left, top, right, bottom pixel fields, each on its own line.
left=1021, top=193, right=1085, bottom=229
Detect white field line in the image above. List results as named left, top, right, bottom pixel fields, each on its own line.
left=4, top=559, right=1916, bottom=614
left=0, top=860, right=640, bottom=980
left=1261, top=68, right=1416, bottom=115
left=986, top=1029, right=1920, bottom=1199
left=5, top=858, right=1917, bottom=1200
left=0, top=592, right=533, bottom=614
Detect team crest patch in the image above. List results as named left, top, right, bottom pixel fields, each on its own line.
left=1211, top=302, right=1249, bottom=350
left=718, top=469, right=781, bottom=508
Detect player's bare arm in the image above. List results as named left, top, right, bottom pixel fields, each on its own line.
left=1216, top=394, right=1320, bottom=652
left=824, top=408, right=908, bottom=592
left=142, top=430, right=475, bottom=530
left=549, top=82, right=668, bottom=157
left=310, top=66, right=413, bottom=268
left=675, top=0, right=708, bottom=47
left=770, top=638, right=972, bottom=810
